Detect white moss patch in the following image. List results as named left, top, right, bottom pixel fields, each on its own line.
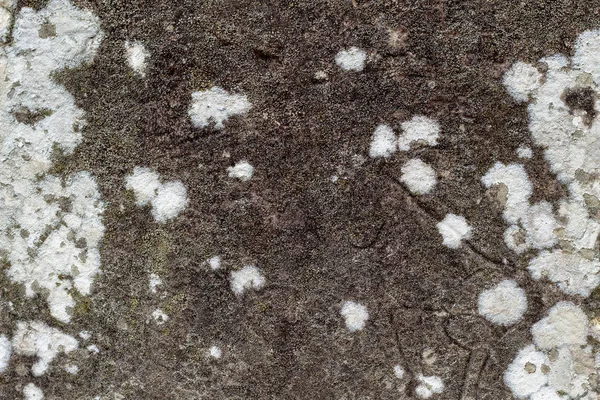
left=478, top=280, right=527, bottom=326
left=227, top=160, right=254, bottom=181
left=340, top=300, right=368, bottom=332
left=398, top=116, right=440, bottom=151
left=335, top=47, right=367, bottom=72
left=415, top=374, right=444, bottom=399
left=503, top=61, right=542, bottom=102
left=0, top=334, right=10, bottom=373
left=436, top=214, right=472, bottom=249
left=23, top=383, right=44, bottom=400
left=230, top=265, right=265, bottom=295
left=12, top=321, right=78, bottom=376
left=124, top=40, right=149, bottom=77
left=188, top=86, right=252, bottom=129
left=78, top=331, right=91, bottom=341
left=400, top=158, right=437, bottom=195
left=125, top=167, right=188, bottom=223
left=0, top=0, right=105, bottom=324
left=369, top=124, right=397, bottom=158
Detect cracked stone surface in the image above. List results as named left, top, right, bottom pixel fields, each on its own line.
left=2, top=0, right=600, bottom=399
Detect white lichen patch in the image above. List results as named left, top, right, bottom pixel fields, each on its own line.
left=86, top=344, right=99, bottom=354
left=530, top=302, right=588, bottom=350
left=12, top=321, right=78, bottom=376
left=491, top=31, right=600, bottom=298
left=400, top=158, right=437, bottom=195
left=516, top=145, right=533, bottom=159
left=503, top=61, right=543, bottom=102
left=125, top=167, right=188, bottom=223
left=152, top=309, right=169, bottom=325
left=0, top=334, right=10, bottom=373
left=149, top=273, right=162, bottom=294
left=478, top=280, right=527, bottom=326
left=124, top=40, right=149, bottom=77
left=208, top=345, right=222, bottom=359
left=436, top=214, right=472, bottom=249
left=415, top=374, right=444, bottom=399
left=398, top=116, right=440, bottom=151
left=188, top=86, right=252, bottom=129
left=227, top=160, right=254, bottom=181
left=23, top=383, right=44, bottom=400
left=504, top=345, right=549, bottom=398
left=78, top=331, right=91, bottom=341
left=0, top=0, right=105, bottom=324
left=230, top=265, right=265, bottom=295
left=340, top=300, right=368, bottom=332
left=64, top=364, right=79, bottom=374
left=369, top=124, right=397, bottom=158
left=393, top=364, right=405, bottom=379
left=503, top=302, right=598, bottom=399
left=207, top=255, right=222, bottom=271
left=335, top=47, right=367, bottom=72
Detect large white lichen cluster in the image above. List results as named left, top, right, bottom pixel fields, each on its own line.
left=0, top=0, right=105, bottom=396
left=494, top=28, right=600, bottom=399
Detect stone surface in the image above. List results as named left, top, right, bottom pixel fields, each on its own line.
left=1, top=0, right=600, bottom=399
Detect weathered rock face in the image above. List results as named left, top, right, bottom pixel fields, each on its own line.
left=2, top=0, right=600, bottom=399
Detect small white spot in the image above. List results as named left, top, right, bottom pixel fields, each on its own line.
left=478, top=280, right=527, bottom=326
left=398, top=116, right=440, bottom=151
left=340, top=301, right=368, bottom=332
left=503, top=61, right=542, bottom=102
left=151, top=181, right=189, bottom=223
left=0, top=334, right=11, bottom=373
left=208, top=345, right=222, bottom=359
left=125, top=167, right=161, bottom=207
left=393, top=364, right=404, bottom=379
left=436, top=214, right=472, bottom=249
left=188, top=87, right=252, bottom=129
left=227, top=160, right=254, bottom=181
left=152, top=309, right=169, bottom=325
left=530, top=301, right=588, bottom=350
left=86, top=344, right=100, bottom=354
left=149, top=273, right=162, bottom=294
left=64, top=364, right=79, bottom=375
left=207, top=255, right=222, bottom=271
left=335, top=47, right=367, bottom=72
left=330, top=175, right=339, bottom=183
left=230, top=265, right=265, bottom=295
left=415, top=374, right=444, bottom=399
left=516, top=145, right=533, bottom=159
left=400, top=158, right=437, bottom=195
left=124, top=40, right=149, bottom=77
left=369, top=124, right=397, bottom=158
left=125, top=168, right=188, bottom=223
left=78, top=331, right=91, bottom=341
left=23, top=383, right=44, bottom=400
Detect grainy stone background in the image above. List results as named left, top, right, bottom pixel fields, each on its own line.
left=3, top=0, right=600, bottom=399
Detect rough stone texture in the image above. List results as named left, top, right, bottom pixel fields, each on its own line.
left=2, top=0, right=600, bottom=399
